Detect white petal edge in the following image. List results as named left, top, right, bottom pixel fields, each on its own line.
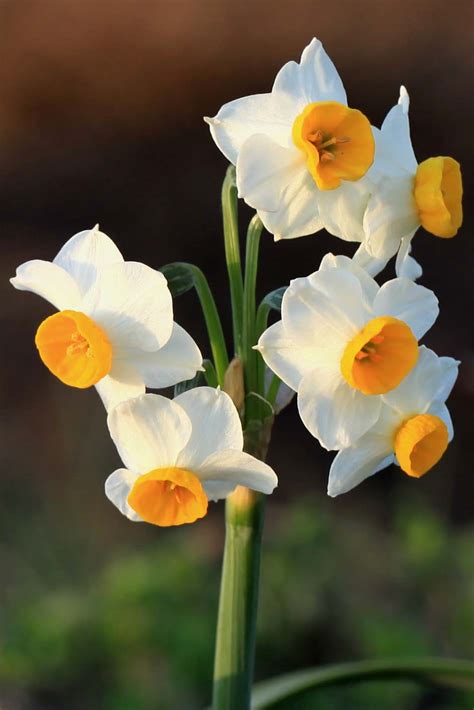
left=107, top=393, right=192, bottom=474
left=175, top=388, right=243, bottom=469
left=95, top=360, right=145, bottom=412
left=53, top=226, right=124, bottom=297
left=352, top=243, right=390, bottom=278
left=258, top=169, right=323, bottom=240
left=129, top=322, right=203, bottom=389
left=10, top=259, right=82, bottom=311
left=372, top=278, right=439, bottom=340
left=85, top=261, right=173, bottom=352
left=328, top=438, right=394, bottom=497
left=297, top=366, right=383, bottom=450
left=198, top=449, right=278, bottom=501
left=395, top=235, right=422, bottom=280
left=257, top=320, right=320, bottom=392
left=105, top=468, right=142, bottom=521
left=236, top=134, right=305, bottom=212
left=316, top=179, right=371, bottom=244
left=318, top=252, right=379, bottom=304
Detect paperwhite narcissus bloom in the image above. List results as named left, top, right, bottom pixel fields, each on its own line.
left=256, top=254, right=439, bottom=450
left=10, top=226, right=202, bottom=410
left=328, top=347, right=459, bottom=496
left=205, top=38, right=377, bottom=242
left=105, top=388, right=278, bottom=526
left=355, top=86, right=463, bottom=280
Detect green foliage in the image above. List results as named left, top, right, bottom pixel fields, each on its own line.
left=1, top=497, right=473, bottom=709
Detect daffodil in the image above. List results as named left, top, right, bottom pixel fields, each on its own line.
left=11, top=226, right=202, bottom=410
left=256, top=254, right=439, bottom=450
left=205, top=38, right=377, bottom=242
left=328, top=346, right=459, bottom=496
left=105, top=388, right=278, bottom=526
left=355, top=86, right=463, bottom=279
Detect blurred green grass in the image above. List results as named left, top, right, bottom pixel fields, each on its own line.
left=1, top=492, right=473, bottom=709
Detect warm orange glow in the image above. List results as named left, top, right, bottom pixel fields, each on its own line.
left=35, top=310, right=112, bottom=388
left=292, top=101, right=374, bottom=190
left=127, top=467, right=208, bottom=526
left=414, top=156, right=463, bottom=238
left=341, top=316, right=418, bottom=395
left=394, top=414, right=448, bottom=478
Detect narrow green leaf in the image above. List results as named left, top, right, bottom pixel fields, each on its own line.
left=251, top=658, right=474, bottom=709
left=173, top=369, right=207, bottom=396
left=160, top=262, right=195, bottom=297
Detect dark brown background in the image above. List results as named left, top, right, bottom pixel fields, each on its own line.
left=1, top=2, right=473, bottom=708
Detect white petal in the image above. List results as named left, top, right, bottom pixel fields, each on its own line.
left=53, top=226, right=123, bottom=297
left=174, top=388, right=243, bottom=469
left=273, top=38, right=347, bottom=108
left=328, top=437, right=394, bottom=497
left=264, top=366, right=295, bottom=413
left=105, top=468, right=141, bottom=521
left=257, top=320, right=319, bottom=392
left=395, top=235, right=422, bottom=280
left=380, top=86, right=417, bottom=173
left=316, top=179, right=370, bottom=243
left=352, top=243, right=390, bottom=278
left=363, top=176, right=420, bottom=260
left=236, top=134, right=305, bottom=211
left=319, top=252, right=379, bottom=302
left=10, top=260, right=82, bottom=311
left=85, top=262, right=173, bottom=352
left=428, top=402, right=454, bottom=441
left=107, top=393, right=192, bottom=474
left=95, top=361, right=145, bottom=412
left=372, top=278, right=439, bottom=339
left=382, top=347, right=459, bottom=414
left=128, top=322, right=202, bottom=389
left=205, top=93, right=293, bottom=165
left=198, top=449, right=278, bottom=501
left=284, top=269, right=369, bottom=348
left=258, top=169, right=323, bottom=240
left=297, top=366, right=382, bottom=450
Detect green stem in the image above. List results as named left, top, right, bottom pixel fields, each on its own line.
left=212, top=487, right=266, bottom=710
left=222, top=165, right=244, bottom=357
left=243, top=215, right=263, bottom=422
left=255, top=301, right=271, bottom=404
left=251, top=658, right=474, bottom=708
left=266, top=374, right=281, bottom=408
left=173, top=262, right=229, bottom=387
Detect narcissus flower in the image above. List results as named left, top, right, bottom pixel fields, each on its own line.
left=328, top=347, right=459, bottom=496
left=205, top=38, right=377, bottom=241
left=105, top=388, right=278, bottom=526
left=11, top=226, right=202, bottom=410
left=356, top=86, right=463, bottom=279
left=256, top=254, right=439, bottom=450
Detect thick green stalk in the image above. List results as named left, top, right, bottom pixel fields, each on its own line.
left=222, top=165, right=244, bottom=356
left=212, top=487, right=266, bottom=710
left=173, top=262, right=229, bottom=386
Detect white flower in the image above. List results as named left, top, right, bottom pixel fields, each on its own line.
left=328, top=346, right=459, bottom=496
left=105, top=388, right=278, bottom=526
left=355, top=86, right=463, bottom=280
left=10, top=226, right=202, bottom=410
left=256, top=254, right=439, bottom=450
left=205, top=38, right=377, bottom=242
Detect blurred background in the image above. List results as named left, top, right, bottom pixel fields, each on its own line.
left=1, top=1, right=473, bottom=708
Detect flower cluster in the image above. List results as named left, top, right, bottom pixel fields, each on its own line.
left=208, top=38, right=461, bottom=495
left=11, top=37, right=462, bottom=525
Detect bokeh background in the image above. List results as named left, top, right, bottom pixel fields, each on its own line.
left=1, top=1, right=473, bottom=708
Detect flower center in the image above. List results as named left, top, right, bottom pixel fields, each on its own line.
left=394, top=414, right=448, bottom=478
left=340, top=316, right=418, bottom=395
left=414, top=156, right=463, bottom=238
left=292, top=100, right=375, bottom=190
left=127, top=467, right=208, bottom=526
left=35, top=310, right=113, bottom=388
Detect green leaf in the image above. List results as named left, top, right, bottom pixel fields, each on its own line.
left=251, top=658, right=474, bottom=709
left=160, top=263, right=195, bottom=298
left=173, top=369, right=207, bottom=396
left=261, top=287, right=286, bottom=313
